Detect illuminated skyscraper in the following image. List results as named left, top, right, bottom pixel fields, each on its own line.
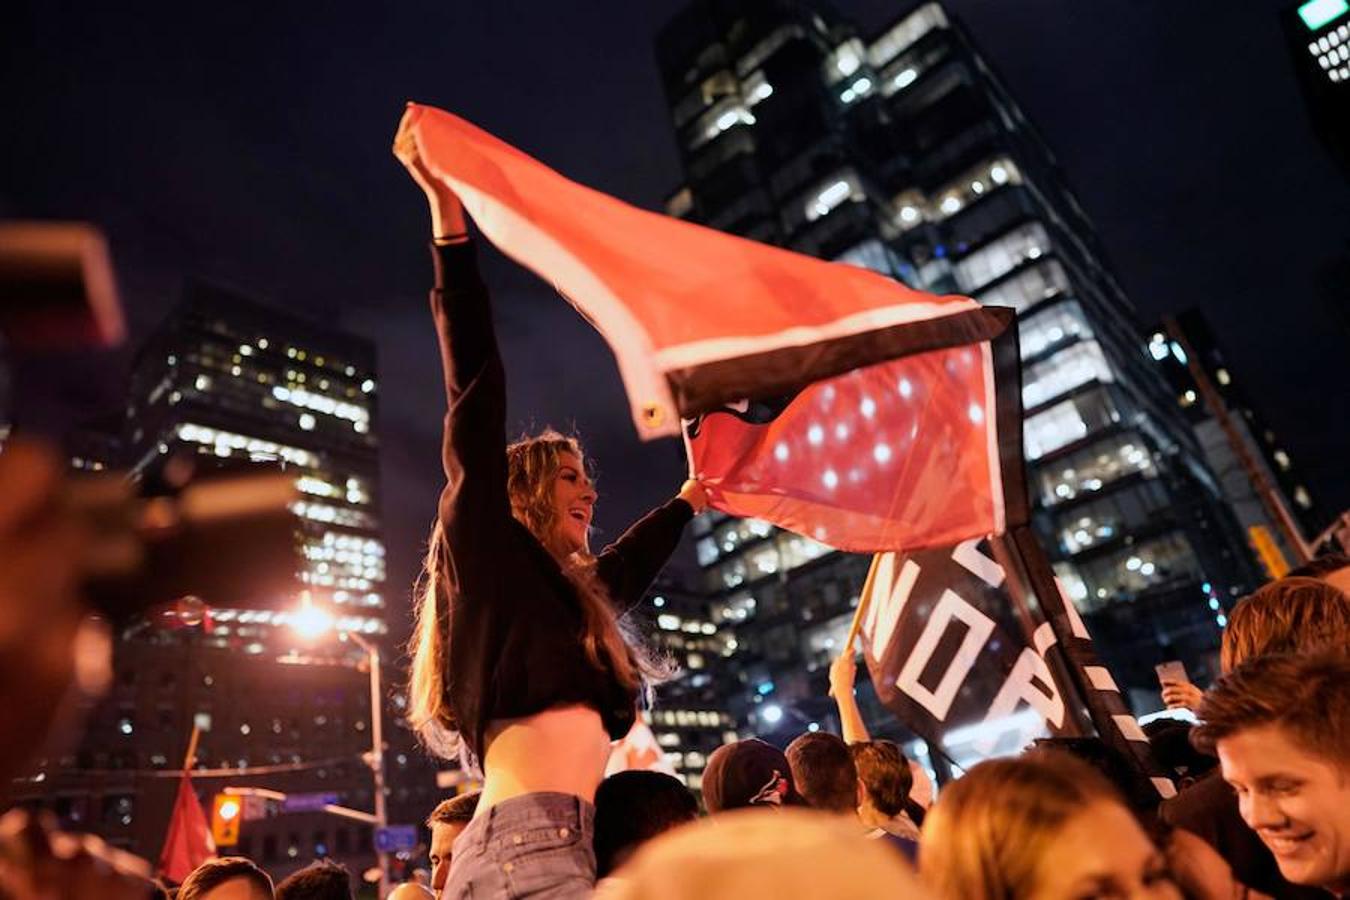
left=7, top=283, right=443, bottom=882
left=125, top=281, right=386, bottom=642
left=655, top=0, right=1257, bottom=729
left=1283, top=0, right=1350, bottom=180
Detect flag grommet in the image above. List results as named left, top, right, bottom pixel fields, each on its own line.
left=641, top=403, right=666, bottom=428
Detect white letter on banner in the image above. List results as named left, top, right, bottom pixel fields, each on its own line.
left=952, top=538, right=1004, bottom=588
left=984, top=645, right=1065, bottom=730
left=894, top=589, right=995, bottom=721
left=861, top=553, right=919, bottom=659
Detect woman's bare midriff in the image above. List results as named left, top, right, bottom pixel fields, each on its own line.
left=475, top=704, right=613, bottom=814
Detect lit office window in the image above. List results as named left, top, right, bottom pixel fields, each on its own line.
left=953, top=222, right=1051, bottom=293
left=1022, top=340, right=1114, bottom=409
left=1019, top=300, right=1092, bottom=357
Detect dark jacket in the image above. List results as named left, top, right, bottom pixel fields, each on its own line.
left=429, top=240, right=691, bottom=763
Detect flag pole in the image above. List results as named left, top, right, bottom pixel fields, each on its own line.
left=841, top=553, right=884, bottom=656
left=182, top=724, right=201, bottom=773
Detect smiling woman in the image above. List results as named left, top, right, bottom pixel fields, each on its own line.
left=393, top=105, right=708, bottom=900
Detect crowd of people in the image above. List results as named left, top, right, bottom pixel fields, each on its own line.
left=0, top=106, right=1346, bottom=899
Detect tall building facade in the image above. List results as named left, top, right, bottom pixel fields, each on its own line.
left=1148, top=309, right=1325, bottom=565
left=14, top=284, right=444, bottom=884
left=124, top=281, right=386, bottom=644
left=1283, top=0, right=1350, bottom=180
left=654, top=0, right=1258, bottom=731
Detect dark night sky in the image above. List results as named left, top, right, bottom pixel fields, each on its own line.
left=4, top=1, right=1348, bottom=637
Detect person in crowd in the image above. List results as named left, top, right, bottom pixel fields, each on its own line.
left=395, top=106, right=706, bottom=900
left=700, top=738, right=801, bottom=813
left=829, top=651, right=935, bottom=816
left=1193, top=652, right=1350, bottom=896
left=920, top=750, right=1182, bottom=900
left=851, top=740, right=921, bottom=842
left=1144, top=719, right=1217, bottom=789
left=0, top=440, right=155, bottom=900
left=1286, top=553, right=1350, bottom=596
left=785, top=732, right=858, bottom=816
left=388, top=885, right=435, bottom=900
left=1164, top=566, right=1350, bottom=711
left=177, top=857, right=274, bottom=900
left=425, top=791, right=479, bottom=894
left=274, top=858, right=352, bottom=900
left=1162, top=576, right=1349, bottom=898
left=0, top=438, right=111, bottom=792
left=0, top=806, right=156, bottom=900
left=604, top=808, right=932, bottom=900
left=593, top=770, right=698, bottom=880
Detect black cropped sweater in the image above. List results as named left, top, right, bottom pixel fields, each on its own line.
left=428, top=240, right=691, bottom=763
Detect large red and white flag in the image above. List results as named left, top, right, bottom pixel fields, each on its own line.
left=409, top=105, right=1024, bottom=552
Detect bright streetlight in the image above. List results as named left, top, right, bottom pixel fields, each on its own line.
left=288, top=604, right=390, bottom=899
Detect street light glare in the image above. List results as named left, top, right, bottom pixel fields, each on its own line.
left=291, top=603, right=334, bottom=641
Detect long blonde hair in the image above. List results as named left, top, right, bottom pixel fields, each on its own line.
left=407, top=430, right=671, bottom=760
left=919, top=751, right=1122, bottom=900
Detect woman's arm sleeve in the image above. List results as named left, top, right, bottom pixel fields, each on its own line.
left=429, top=241, right=514, bottom=589
left=594, top=498, right=694, bottom=612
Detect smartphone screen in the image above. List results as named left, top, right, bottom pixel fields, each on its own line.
left=1155, top=660, right=1189, bottom=684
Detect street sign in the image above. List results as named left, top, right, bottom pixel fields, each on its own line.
left=281, top=792, right=339, bottom=813
left=374, top=825, right=418, bottom=853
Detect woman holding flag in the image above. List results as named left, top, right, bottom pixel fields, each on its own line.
left=396, top=105, right=706, bottom=899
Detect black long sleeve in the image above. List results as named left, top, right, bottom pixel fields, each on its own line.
left=427, top=240, right=692, bottom=760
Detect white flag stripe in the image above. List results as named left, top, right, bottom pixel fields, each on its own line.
left=1151, top=777, right=1179, bottom=799
left=1085, top=666, right=1119, bottom=692
left=1112, top=714, right=1147, bottom=743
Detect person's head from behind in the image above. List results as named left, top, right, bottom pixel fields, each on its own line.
left=1287, top=553, right=1350, bottom=597
left=1193, top=652, right=1350, bottom=892
left=594, top=770, right=699, bottom=876
left=274, top=858, right=351, bottom=900
left=785, top=732, right=857, bottom=815
left=849, top=740, right=912, bottom=825
left=387, top=885, right=434, bottom=900
left=701, top=738, right=800, bottom=813
left=1221, top=576, right=1350, bottom=673
left=426, top=790, right=480, bottom=892
left=602, top=808, right=931, bottom=900
left=177, top=857, right=274, bottom=900
left=919, top=751, right=1180, bottom=900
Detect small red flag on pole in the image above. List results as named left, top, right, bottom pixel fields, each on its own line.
left=159, top=726, right=215, bottom=883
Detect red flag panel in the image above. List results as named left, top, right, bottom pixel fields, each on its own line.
left=686, top=344, right=1004, bottom=553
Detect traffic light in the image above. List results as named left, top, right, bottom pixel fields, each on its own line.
left=211, top=793, right=242, bottom=847
left=1249, top=525, right=1290, bottom=580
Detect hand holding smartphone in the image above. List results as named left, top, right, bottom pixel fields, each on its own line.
left=1156, top=660, right=1204, bottom=711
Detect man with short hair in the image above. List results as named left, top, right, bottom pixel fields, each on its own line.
left=849, top=741, right=920, bottom=842
left=593, top=770, right=698, bottom=877
left=785, top=732, right=857, bottom=815
left=1193, top=652, right=1350, bottom=896
left=426, top=790, right=479, bottom=894
left=176, top=857, right=274, bottom=900
left=1162, top=576, right=1350, bottom=898
left=274, top=858, right=352, bottom=900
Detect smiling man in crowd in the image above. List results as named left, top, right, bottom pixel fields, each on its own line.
left=1194, top=652, right=1350, bottom=896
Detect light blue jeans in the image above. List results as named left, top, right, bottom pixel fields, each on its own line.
left=442, top=792, right=595, bottom=899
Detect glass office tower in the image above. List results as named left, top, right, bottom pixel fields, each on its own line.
left=655, top=0, right=1257, bottom=722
